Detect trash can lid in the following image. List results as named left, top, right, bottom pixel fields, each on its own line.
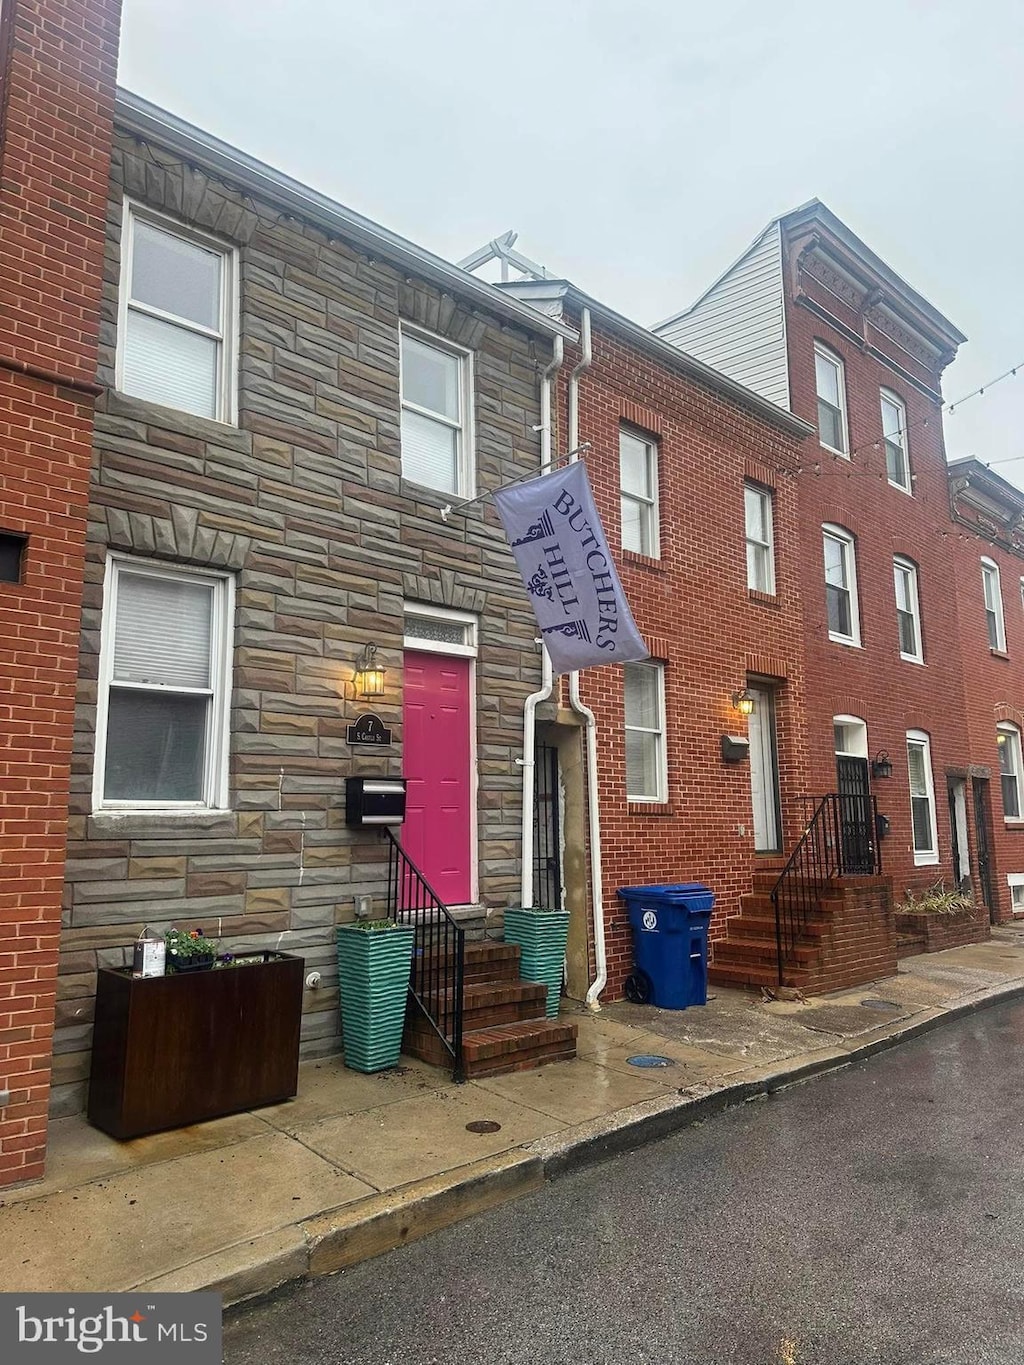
left=617, top=883, right=712, bottom=898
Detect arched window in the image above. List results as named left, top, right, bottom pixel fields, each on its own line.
left=997, top=722, right=1023, bottom=822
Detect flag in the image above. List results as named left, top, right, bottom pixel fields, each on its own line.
left=494, top=460, right=649, bottom=674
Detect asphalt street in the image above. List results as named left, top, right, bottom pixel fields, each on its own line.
left=224, top=998, right=1024, bottom=1365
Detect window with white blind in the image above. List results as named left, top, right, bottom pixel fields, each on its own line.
left=117, top=204, right=237, bottom=423
left=981, top=557, right=1006, bottom=651
left=906, top=730, right=938, bottom=864
left=94, top=558, right=234, bottom=809
left=822, top=525, right=860, bottom=646
left=400, top=326, right=473, bottom=495
left=998, top=723, right=1023, bottom=821
left=744, top=482, right=775, bottom=594
left=619, top=428, right=659, bottom=556
left=624, top=661, right=667, bottom=802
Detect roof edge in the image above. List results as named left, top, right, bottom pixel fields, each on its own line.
left=113, top=89, right=576, bottom=344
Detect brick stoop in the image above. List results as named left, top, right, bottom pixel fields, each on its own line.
left=403, top=941, right=578, bottom=1078
left=710, top=876, right=897, bottom=994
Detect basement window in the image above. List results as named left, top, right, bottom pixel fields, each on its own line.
left=0, top=532, right=26, bottom=583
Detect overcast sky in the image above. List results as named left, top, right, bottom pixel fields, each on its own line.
left=119, top=1, right=1023, bottom=484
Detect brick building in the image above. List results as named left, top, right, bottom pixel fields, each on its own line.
left=0, top=0, right=121, bottom=1186
left=947, top=458, right=1024, bottom=922
left=658, top=201, right=975, bottom=914
left=492, top=274, right=814, bottom=1000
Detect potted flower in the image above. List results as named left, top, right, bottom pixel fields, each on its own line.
left=336, top=918, right=415, bottom=1072
left=503, top=905, right=570, bottom=1018
left=164, top=925, right=219, bottom=973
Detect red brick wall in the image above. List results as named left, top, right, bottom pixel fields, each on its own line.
left=948, top=508, right=1024, bottom=922
left=558, top=311, right=812, bottom=999
left=781, top=258, right=971, bottom=908
left=0, top=0, right=120, bottom=1185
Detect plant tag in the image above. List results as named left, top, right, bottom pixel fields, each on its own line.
left=133, top=933, right=165, bottom=978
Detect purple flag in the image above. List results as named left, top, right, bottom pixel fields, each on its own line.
left=494, top=461, right=649, bottom=674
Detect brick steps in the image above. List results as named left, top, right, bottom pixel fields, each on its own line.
left=896, top=930, right=926, bottom=959
left=403, top=940, right=577, bottom=1077
left=708, top=962, right=810, bottom=990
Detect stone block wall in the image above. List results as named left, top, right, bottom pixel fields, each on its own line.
left=56, top=127, right=551, bottom=1116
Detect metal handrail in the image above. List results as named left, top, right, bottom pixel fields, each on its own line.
left=770, top=792, right=880, bottom=985
left=383, top=828, right=465, bottom=1082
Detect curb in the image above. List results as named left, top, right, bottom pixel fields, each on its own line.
left=220, top=974, right=1024, bottom=1313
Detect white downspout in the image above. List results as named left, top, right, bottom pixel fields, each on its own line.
left=565, top=311, right=606, bottom=1010
left=519, top=336, right=563, bottom=908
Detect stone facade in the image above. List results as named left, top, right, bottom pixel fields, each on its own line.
left=56, top=124, right=554, bottom=1117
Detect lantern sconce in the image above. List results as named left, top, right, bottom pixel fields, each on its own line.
left=353, top=643, right=386, bottom=700
left=731, top=689, right=755, bottom=717
left=871, top=752, right=893, bottom=780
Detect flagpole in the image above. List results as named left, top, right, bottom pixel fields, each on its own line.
left=438, top=443, right=591, bottom=522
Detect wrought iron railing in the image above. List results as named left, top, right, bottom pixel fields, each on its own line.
left=770, top=792, right=881, bottom=984
left=383, top=828, right=465, bottom=1081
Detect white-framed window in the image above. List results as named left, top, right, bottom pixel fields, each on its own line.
left=94, top=557, right=234, bottom=810
left=744, top=482, right=775, bottom=595
left=619, top=427, right=660, bottom=557
left=403, top=602, right=478, bottom=657
left=893, top=556, right=923, bottom=663
left=906, top=730, right=938, bottom=865
left=1007, top=873, right=1024, bottom=915
left=624, top=661, right=667, bottom=803
left=399, top=325, right=474, bottom=496
left=823, top=525, right=860, bottom=646
left=117, top=202, right=237, bottom=423
left=997, top=723, right=1023, bottom=821
left=814, top=343, right=849, bottom=455
left=880, top=389, right=911, bottom=493
left=982, top=558, right=1006, bottom=652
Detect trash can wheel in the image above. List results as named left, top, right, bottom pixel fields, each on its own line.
left=624, top=970, right=653, bottom=1004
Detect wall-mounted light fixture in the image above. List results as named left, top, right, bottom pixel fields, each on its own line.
left=353, top=644, right=386, bottom=700
left=731, top=689, right=755, bottom=717
left=870, top=752, right=893, bottom=780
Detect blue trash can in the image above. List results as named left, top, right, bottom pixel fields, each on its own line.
left=617, top=883, right=715, bottom=1009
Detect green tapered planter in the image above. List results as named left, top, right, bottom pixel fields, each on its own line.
left=336, top=923, right=415, bottom=1073
left=504, top=907, right=570, bottom=1018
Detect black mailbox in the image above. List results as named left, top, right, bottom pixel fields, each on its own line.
left=345, top=776, right=407, bottom=827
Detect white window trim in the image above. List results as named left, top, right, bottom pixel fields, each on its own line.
left=822, top=524, right=861, bottom=647
left=93, top=554, right=234, bottom=813
left=997, top=722, right=1024, bottom=824
left=624, top=661, right=668, bottom=804
left=619, top=427, right=660, bottom=558
left=906, top=729, right=939, bottom=866
left=880, top=389, right=912, bottom=494
left=744, top=481, right=775, bottom=595
left=403, top=601, right=478, bottom=658
left=116, top=199, right=239, bottom=425
left=814, top=343, right=849, bottom=457
left=1006, top=873, right=1024, bottom=916
left=833, top=714, right=869, bottom=759
left=982, top=557, right=1006, bottom=652
left=893, top=556, right=924, bottom=664
left=399, top=323, right=475, bottom=498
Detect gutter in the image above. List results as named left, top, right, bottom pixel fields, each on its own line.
left=113, top=89, right=576, bottom=347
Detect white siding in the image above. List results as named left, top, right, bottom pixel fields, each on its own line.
left=654, top=224, right=790, bottom=409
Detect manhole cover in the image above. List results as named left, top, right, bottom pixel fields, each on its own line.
left=626, top=1054, right=673, bottom=1068
left=860, top=998, right=899, bottom=1010
left=465, top=1120, right=502, bottom=1134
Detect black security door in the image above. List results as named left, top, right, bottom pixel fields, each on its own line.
left=972, top=777, right=996, bottom=923
left=533, top=741, right=563, bottom=910
left=836, top=755, right=874, bottom=873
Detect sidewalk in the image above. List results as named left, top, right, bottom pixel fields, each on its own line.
left=4, top=927, right=1024, bottom=1305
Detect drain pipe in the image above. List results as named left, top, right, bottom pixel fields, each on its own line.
left=519, top=336, right=563, bottom=909
left=565, top=310, right=607, bottom=1010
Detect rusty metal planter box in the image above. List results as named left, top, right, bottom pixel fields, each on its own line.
left=87, top=952, right=304, bottom=1139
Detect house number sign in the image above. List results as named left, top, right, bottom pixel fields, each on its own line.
left=346, top=713, right=392, bottom=746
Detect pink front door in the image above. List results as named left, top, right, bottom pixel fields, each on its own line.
left=402, top=650, right=473, bottom=905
